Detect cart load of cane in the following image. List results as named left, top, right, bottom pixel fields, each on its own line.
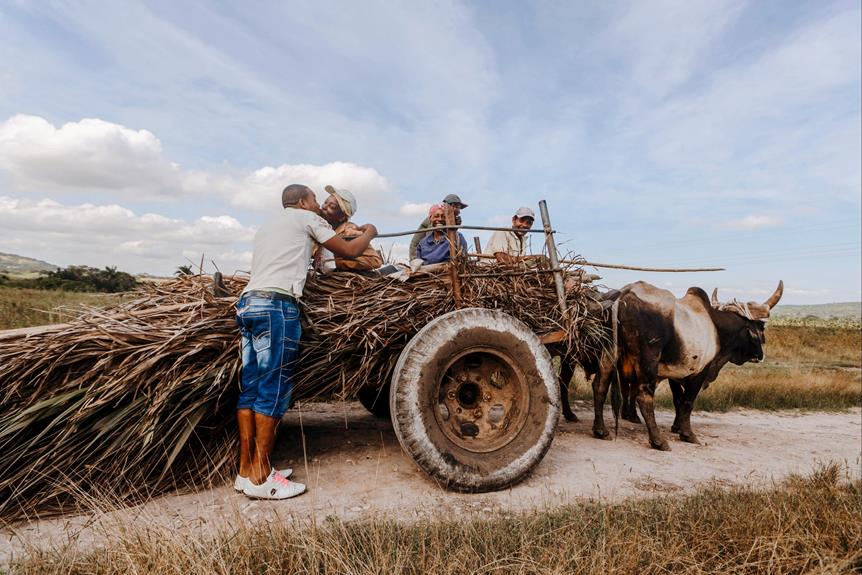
left=0, top=257, right=608, bottom=522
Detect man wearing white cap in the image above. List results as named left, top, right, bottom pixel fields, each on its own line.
left=316, top=185, right=383, bottom=272
left=483, top=206, right=535, bottom=264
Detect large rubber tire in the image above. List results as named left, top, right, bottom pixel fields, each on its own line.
left=357, top=382, right=391, bottom=419
left=390, top=308, right=559, bottom=492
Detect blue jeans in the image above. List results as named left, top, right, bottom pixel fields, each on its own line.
left=235, top=293, right=301, bottom=418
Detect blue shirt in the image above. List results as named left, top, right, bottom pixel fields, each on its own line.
left=416, top=232, right=469, bottom=264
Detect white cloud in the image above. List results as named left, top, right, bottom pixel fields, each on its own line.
left=399, top=202, right=432, bottom=217
left=0, top=115, right=178, bottom=197
left=722, top=215, right=782, bottom=230
left=0, top=115, right=399, bottom=214
left=0, top=196, right=255, bottom=274
left=228, top=161, right=394, bottom=213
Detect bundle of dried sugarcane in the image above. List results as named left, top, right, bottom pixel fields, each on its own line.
left=0, top=258, right=607, bottom=522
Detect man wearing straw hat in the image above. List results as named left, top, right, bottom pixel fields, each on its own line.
left=483, top=206, right=535, bottom=264
left=235, top=184, right=377, bottom=500
left=315, top=185, right=383, bottom=272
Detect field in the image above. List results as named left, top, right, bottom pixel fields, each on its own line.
left=1, top=288, right=859, bottom=574
left=0, top=287, right=128, bottom=330
left=8, top=465, right=860, bottom=574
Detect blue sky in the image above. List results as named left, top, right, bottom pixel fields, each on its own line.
left=0, top=0, right=859, bottom=303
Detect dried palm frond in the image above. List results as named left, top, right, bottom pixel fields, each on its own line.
left=0, top=258, right=608, bottom=523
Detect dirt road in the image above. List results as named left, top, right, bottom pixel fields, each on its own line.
left=2, top=402, right=860, bottom=561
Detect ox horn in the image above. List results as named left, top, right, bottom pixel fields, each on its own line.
left=711, top=288, right=719, bottom=306
left=764, top=280, right=784, bottom=309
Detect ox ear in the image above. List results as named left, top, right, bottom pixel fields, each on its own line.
left=764, top=280, right=784, bottom=310
left=711, top=288, right=719, bottom=307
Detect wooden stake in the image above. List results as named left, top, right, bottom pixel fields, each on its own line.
left=539, top=200, right=568, bottom=320
left=445, top=205, right=462, bottom=308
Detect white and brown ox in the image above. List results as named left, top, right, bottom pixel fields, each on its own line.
left=586, top=280, right=783, bottom=450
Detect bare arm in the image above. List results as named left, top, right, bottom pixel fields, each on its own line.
left=408, top=218, right=430, bottom=260
left=322, top=224, right=378, bottom=258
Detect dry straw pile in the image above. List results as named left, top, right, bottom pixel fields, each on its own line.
left=0, top=259, right=606, bottom=523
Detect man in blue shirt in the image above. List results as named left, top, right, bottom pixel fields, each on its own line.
left=416, top=203, right=468, bottom=264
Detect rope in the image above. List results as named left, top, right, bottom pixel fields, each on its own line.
left=716, top=299, right=754, bottom=320
left=610, top=299, right=622, bottom=438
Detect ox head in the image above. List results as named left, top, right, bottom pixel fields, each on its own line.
left=711, top=281, right=784, bottom=364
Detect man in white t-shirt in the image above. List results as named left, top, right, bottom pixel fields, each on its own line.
left=484, top=206, right=535, bottom=264
left=235, top=184, right=377, bottom=500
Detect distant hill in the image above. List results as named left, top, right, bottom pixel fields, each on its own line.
left=772, top=302, right=861, bottom=320
left=0, top=253, right=59, bottom=274
left=771, top=302, right=860, bottom=328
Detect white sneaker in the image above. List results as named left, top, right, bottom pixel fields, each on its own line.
left=234, top=468, right=293, bottom=492
left=243, top=469, right=306, bottom=500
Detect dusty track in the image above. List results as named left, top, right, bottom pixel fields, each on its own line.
left=2, top=402, right=860, bottom=562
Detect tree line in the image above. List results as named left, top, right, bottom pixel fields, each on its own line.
left=0, top=266, right=139, bottom=293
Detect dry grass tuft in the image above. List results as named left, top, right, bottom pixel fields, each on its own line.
left=9, top=464, right=860, bottom=575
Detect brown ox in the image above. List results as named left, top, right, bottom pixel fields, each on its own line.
left=561, top=280, right=783, bottom=450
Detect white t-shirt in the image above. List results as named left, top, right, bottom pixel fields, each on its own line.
left=243, top=208, right=336, bottom=298
left=484, top=230, right=529, bottom=257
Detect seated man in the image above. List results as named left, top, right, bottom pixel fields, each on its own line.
left=415, top=203, right=469, bottom=265
left=314, top=185, right=384, bottom=272
left=483, top=206, right=535, bottom=264
left=408, top=193, right=468, bottom=260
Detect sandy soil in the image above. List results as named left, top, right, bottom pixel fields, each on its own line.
left=2, top=402, right=860, bottom=562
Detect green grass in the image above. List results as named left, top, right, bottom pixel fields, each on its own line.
left=0, top=287, right=127, bottom=330
left=9, top=465, right=860, bottom=575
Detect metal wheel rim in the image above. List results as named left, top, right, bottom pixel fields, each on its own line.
left=433, top=346, right=530, bottom=454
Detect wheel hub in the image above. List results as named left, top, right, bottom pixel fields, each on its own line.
left=435, top=348, right=529, bottom=453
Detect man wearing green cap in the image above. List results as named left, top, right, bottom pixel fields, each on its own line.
left=408, top=193, right=468, bottom=260
left=315, top=185, right=383, bottom=272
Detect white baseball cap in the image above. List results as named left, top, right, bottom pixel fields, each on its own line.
left=325, top=185, right=357, bottom=218
left=514, top=206, right=535, bottom=219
